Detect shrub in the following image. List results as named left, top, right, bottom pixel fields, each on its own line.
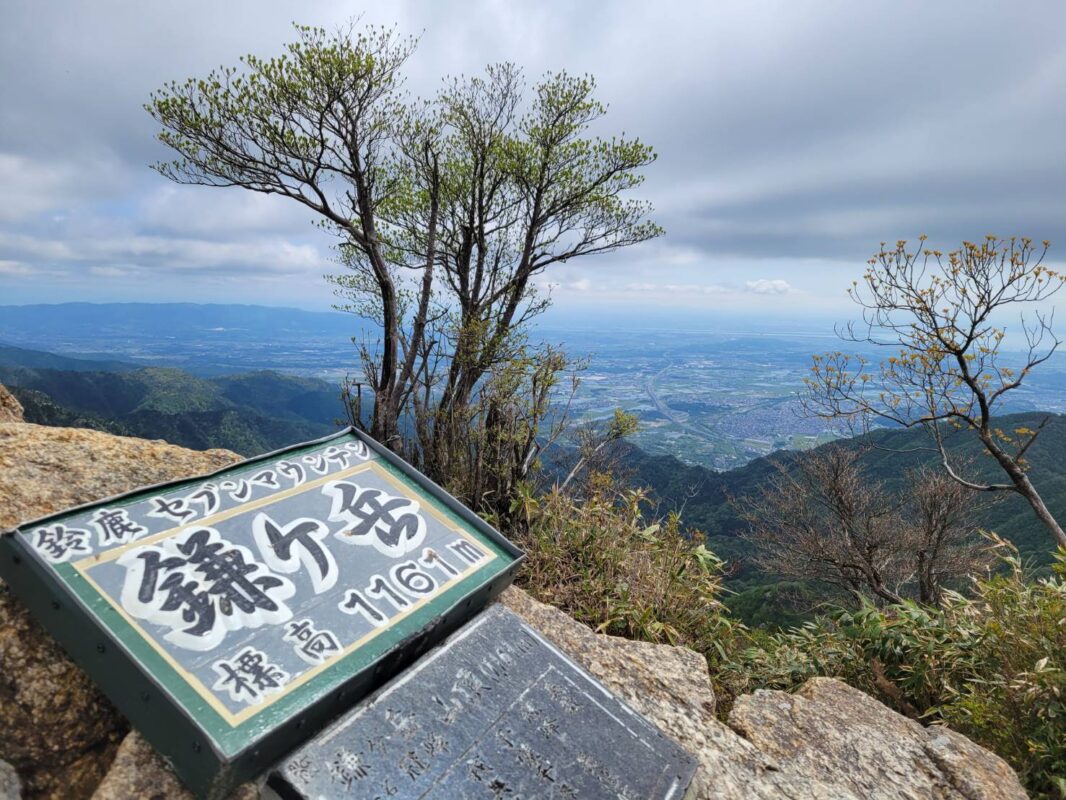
left=721, top=538, right=1066, bottom=798
left=506, top=473, right=741, bottom=661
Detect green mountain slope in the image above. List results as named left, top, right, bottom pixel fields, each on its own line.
left=212, top=371, right=347, bottom=425
left=0, top=343, right=140, bottom=373
left=0, top=365, right=229, bottom=417
left=617, top=413, right=1066, bottom=626
left=1, top=363, right=347, bottom=457
left=625, top=412, right=1066, bottom=569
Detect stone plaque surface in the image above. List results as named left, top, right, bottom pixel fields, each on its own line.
left=270, top=604, right=698, bottom=800
left=0, top=429, right=522, bottom=799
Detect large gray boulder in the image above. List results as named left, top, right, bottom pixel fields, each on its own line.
left=501, top=586, right=1028, bottom=800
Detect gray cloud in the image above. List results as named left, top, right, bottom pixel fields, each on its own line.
left=1, top=0, right=1065, bottom=310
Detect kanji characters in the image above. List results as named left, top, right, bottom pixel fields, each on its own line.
left=323, top=481, right=426, bottom=558
left=32, top=524, right=92, bottom=563
left=420, top=733, right=449, bottom=757
left=385, top=707, right=421, bottom=741
left=90, top=508, right=147, bottom=546
left=455, top=667, right=492, bottom=704
left=252, top=512, right=337, bottom=594
left=117, top=527, right=294, bottom=651
left=327, top=747, right=371, bottom=791
left=211, top=646, right=289, bottom=704
left=282, top=618, right=341, bottom=665
left=399, top=750, right=428, bottom=781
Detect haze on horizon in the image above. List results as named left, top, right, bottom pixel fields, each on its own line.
left=2, top=1, right=1066, bottom=322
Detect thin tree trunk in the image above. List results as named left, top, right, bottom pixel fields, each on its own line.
left=1015, top=472, right=1066, bottom=549
left=982, top=432, right=1066, bottom=549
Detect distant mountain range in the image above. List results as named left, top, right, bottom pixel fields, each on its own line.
left=0, top=303, right=369, bottom=378
left=0, top=302, right=358, bottom=341
left=3, top=341, right=1061, bottom=628
left=617, top=412, right=1066, bottom=625
left=0, top=344, right=348, bottom=456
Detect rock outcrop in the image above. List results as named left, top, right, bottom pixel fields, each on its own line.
left=0, top=400, right=1028, bottom=799
left=0, top=385, right=22, bottom=423
left=728, top=678, right=1027, bottom=800
left=503, top=587, right=1027, bottom=800
left=90, top=733, right=256, bottom=800
left=0, top=394, right=241, bottom=798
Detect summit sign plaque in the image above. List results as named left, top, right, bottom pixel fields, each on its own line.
left=271, top=605, right=699, bottom=800
left=0, top=430, right=522, bottom=799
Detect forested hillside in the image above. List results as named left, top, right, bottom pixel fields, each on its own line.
left=618, top=413, right=1066, bottom=625
left=0, top=359, right=347, bottom=456
left=6, top=344, right=1063, bottom=628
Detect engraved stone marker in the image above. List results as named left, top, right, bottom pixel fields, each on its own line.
left=0, top=430, right=523, bottom=800
left=270, top=604, right=699, bottom=800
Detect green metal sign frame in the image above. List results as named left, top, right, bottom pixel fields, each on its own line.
left=0, top=428, right=523, bottom=799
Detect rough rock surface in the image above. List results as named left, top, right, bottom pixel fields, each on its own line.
left=0, top=384, right=22, bottom=423
left=729, top=678, right=1028, bottom=800
left=0, top=414, right=1026, bottom=799
left=0, top=759, right=21, bottom=800
left=0, top=422, right=239, bottom=532
left=0, top=417, right=240, bottom=798
left=90, top=732, right=257, bottom=800
left=501, top=586, right=1028, bottom=800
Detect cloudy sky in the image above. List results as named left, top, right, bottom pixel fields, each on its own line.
left=2, top=0, right=1065, bottom=319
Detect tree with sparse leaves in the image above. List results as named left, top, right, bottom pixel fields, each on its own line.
left=146, top=24, right=660, bottom=499
left=559, top=409, right=639, bottom=492
left=804, top=237, right=1066, bottom=549
left=736, top=446, right=991, bottom=608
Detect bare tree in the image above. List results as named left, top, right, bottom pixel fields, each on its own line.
left=804, top=237, right=1066, bottom=549
left=737, top=447, right=907, bottom=605
left=904, top=465, right=993, bottom=606
left=736, top=446, right=988, bottom=608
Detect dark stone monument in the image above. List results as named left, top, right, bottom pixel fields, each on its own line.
left=270, top=604, right=699, bottom=800
left=0, top=430, right=523, bottom=799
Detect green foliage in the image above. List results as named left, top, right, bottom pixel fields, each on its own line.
left=3, top=365, right=343, bottom=456
left=605, top=408, right=640, bottom=441
left=621, top=411, right=1066, bottom=578
left=720, top=540, right=1066, bottom=797
left=508, top=473, right=741, bottom=660
left=724, top=581, right=823, bottom=630
left=147, top=21, right=661, bottom=460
